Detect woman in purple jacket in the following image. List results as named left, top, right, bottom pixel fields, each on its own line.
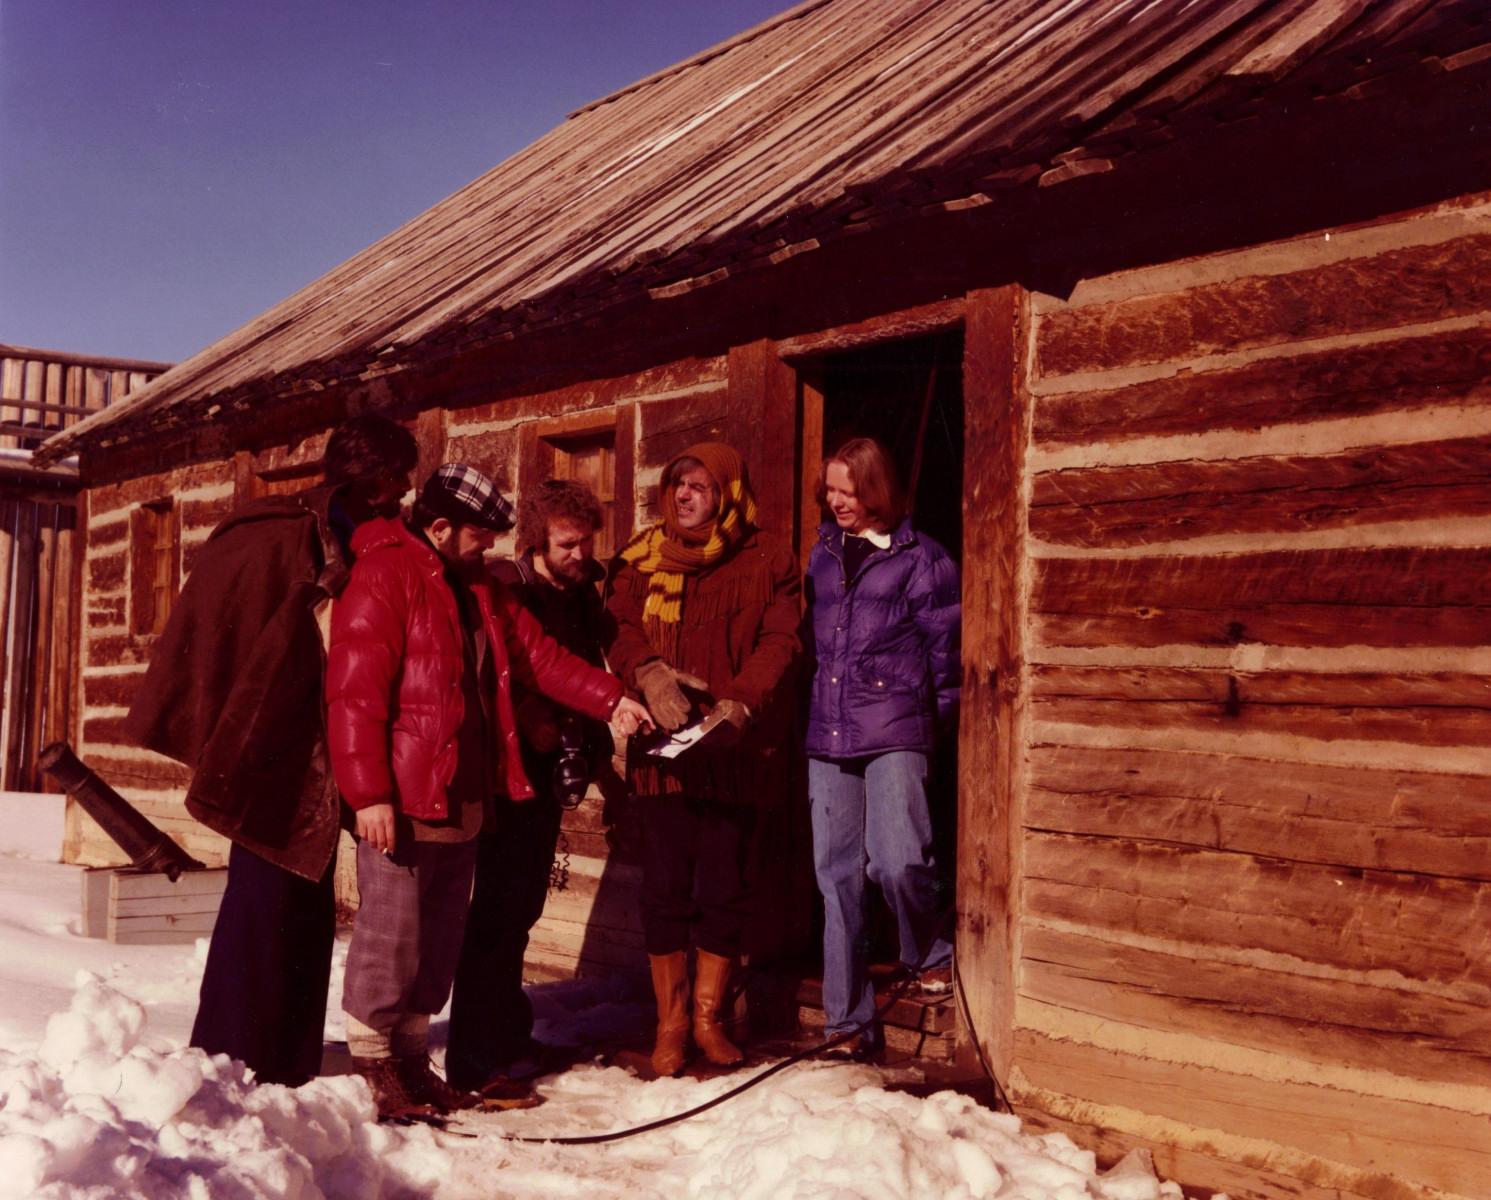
left=805, top=438, right=961, bottom=1059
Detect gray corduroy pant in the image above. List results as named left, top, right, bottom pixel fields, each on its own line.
left=342, top=837, right=479, bottom=1034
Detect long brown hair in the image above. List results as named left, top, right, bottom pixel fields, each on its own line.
left=817, top=437, right=906, bottom=533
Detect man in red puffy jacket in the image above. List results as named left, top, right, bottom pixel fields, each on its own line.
left=326, top=463, right=651, bottom=1120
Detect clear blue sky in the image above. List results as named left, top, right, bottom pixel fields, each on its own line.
left=0, top=1, right=788, bottom=364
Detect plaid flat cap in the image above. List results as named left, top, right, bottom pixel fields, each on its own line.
left=419, top=462, right=517, bottom=532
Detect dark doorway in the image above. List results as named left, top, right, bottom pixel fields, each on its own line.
left=811, top=330, right=964, bottom=974
left=819, top=332, right=964, bottom=564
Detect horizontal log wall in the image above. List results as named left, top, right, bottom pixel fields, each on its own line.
left=1011, top=191, right=1491, bottom=1200
left=68, top=461, right=236, bottom=868
left=445, top=354, right=728, bottom=535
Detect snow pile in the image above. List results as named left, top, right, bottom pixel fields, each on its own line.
left=445, top=1061, right=1191, bottom=1200
left=0, top=971, right=1210, bottom=1200
left=0, top=858, right=1217, bottom=1200
left=0, top=972, right=444, bottom=1199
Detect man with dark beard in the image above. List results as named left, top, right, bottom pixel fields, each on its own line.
left=446, top=479, right=618, bottom=1097
left=328, top=465, right=650, bottom=1119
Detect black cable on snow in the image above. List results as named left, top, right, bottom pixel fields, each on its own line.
left=471, top=903, right=994, bottom=1147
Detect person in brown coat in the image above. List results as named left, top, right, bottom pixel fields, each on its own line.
left=124, top=415, right=417, bottom=1086
left=606, top=441, right=801, bottom=1077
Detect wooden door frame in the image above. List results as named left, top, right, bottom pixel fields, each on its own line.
left=797, top=367, right=824, bottom=575
left=779, top=296, right=1028, bottom=1086
left=957, top=284, right=1031, bottom=1088
left=779, top=298, right=968, bottom=569
left=726, top=340, right=799, bottom=551
left=733, top=299, right=1028, bottom=1075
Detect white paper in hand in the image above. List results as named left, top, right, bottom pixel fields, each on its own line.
left=641, top=709, right=727, bottom=758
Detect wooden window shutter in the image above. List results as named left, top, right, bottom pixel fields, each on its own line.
left=519, top=407, right=634, bottom=561
left=129, top=500, right=179, bottom=637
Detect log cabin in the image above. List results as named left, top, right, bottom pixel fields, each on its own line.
left=33, top=1, right=1491, bottom=1196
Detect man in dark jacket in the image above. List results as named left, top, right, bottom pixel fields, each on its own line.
left=446, top=479, right=617, bottom=1094
left=327, top=464, right=651, bottom=1119
left=123, top=414, right=418, bottom=1087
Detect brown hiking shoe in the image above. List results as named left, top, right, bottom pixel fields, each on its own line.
left=821, top=1034, right=880, bottom=1064
left=475, top=1074, right=545, bottom=1111
left=396, top=1056, right=484, bottom=1113
left=350, top=1056, right=442, bottom=1122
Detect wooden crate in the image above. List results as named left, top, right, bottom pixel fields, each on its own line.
left=81, top=866, right=228, bottom=944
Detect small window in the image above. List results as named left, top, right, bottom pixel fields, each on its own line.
left=520, top=408, right=634, bottom=561
left=130, top=500, right=179, bottom=636
left=551, top=433, right=618, bottom=559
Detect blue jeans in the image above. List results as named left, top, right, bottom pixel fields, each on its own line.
left=809, top=752, right=953, bottom=1040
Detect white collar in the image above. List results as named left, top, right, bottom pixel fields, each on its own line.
left=846, top=526, right=893, bottom=550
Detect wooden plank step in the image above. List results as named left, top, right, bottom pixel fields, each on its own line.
left=110, top=868, right=229, bottom=898
left=795, top=975, right=958, bottom=1035
left=797, top=1003, right=955, bottom=1062
left=111, top=892, right=225, bottom=919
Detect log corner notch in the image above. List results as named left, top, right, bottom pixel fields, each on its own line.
left=957, top=284, right=1033, bottom=1090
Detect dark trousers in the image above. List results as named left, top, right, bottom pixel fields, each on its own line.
left=446, top=796, right=563, bottom=1090
left=640, top=794, right=756, bottom=959
left=190, top=840, right=336, bottom=1086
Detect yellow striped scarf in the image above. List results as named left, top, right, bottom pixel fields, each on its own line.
left=619, top=443, right=758, bottom=626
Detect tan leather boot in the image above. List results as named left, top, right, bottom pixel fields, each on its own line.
left=692, top=949, right=745, bottom=1066
left=649, top=951, right=690, bottom=1078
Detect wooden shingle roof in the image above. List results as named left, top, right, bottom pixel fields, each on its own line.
left=39, top=0, right=1491, bottom=464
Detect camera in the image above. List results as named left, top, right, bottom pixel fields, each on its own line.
left=552, top=714, right=591, bottom=809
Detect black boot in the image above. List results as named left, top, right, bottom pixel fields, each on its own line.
left=396, top=1056, right=485, bottom=1113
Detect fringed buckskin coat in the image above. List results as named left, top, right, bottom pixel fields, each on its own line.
left=606, top=531, right=802, bottom=807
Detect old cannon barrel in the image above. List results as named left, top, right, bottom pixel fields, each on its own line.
left=38, top=742, right=204, bottom=881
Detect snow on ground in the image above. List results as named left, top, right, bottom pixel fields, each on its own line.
left=0, top=841, right=1216, bottom=1199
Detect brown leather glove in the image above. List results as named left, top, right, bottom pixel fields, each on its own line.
left=701, top=698, right=752, bottom=748
left=514, top=693, right=561, bottom=754
left=634, top=659, right=691, bottom=731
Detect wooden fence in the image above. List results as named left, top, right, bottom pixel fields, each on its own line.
left=0, top=345, right=170, bottom=791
